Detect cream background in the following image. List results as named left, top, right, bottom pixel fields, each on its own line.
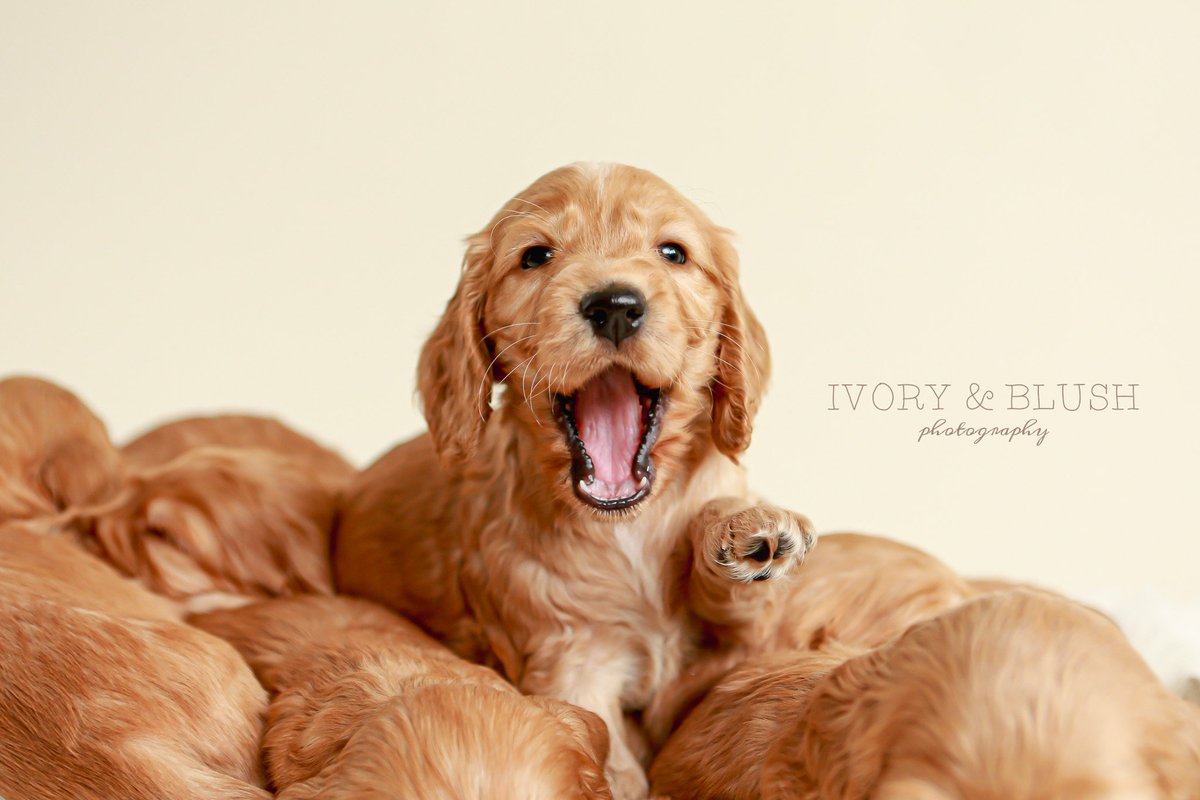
left=2, top=2, right=1197, bottom=600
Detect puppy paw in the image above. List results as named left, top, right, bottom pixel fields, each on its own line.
left=712, top=505, right=814, bottom=583
left=607, top=761, right=650, bottom=800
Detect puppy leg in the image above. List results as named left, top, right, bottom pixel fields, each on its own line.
left=686, top=497, right=815, bottom=631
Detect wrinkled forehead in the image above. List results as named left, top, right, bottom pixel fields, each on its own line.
left=485, top=164, right=718, bottom=261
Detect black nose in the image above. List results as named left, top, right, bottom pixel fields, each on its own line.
left=580, top=285, right=646, bottom=347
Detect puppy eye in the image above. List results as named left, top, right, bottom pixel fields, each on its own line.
left=657, top=242, right=687, bottom=265
left=521, top=245, right=555, bottom=270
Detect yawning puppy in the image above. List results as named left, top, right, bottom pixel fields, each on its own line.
left=650, top=589, right=1200, bottom=800
left=192, top=595, right=612, bottom=800
left=0, top=375, right=123, bottom=523
left=0, top=522, right=269, bottom=800
left=334, top=163, right=815, bottom=797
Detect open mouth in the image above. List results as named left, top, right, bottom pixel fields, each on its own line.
left=553, top=366, right=666, bottom=511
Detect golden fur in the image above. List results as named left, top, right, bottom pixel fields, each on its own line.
left=1, top=378, right=351, bottom=610
left=651, top=589, right=1200, bottom=800
left=642, top=532, right=975, bottom=746
left=75, top=415, right=355, bottom=611
left=0, top=375, right=123, bottom=522
left=0, top=521, right=269, bottom=800
left=192, top=595, right=612, bottom=799
left=123, top=414, right=354, bottom=493
left=80, top=445, right=340, bottom=609
left=334, top=163, right=815, bottom=797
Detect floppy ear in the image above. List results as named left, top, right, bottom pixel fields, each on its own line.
left=527, top=696, right=612, bottom=799
left=417, top=238, right=494, bottom=465
left=527, top=695, right=611, bottom=768
left=793, top=648, right=894, bottom=800
left=708, top=231, right=771, bottom=459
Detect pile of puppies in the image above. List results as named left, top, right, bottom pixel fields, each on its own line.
left=0, top=377, right=608, bottom=799
left=2, top=164, right=1198, bottom=799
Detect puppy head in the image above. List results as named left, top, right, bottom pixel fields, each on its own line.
left=770, top=590, right=1200, bottom=800
left=286, top=687, right=612, bottom=800
left=83, top=446, right=335, bottom=605
left=418, top=163, right=769, bottom=516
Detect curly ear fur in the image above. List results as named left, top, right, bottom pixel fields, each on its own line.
left=86, top=446, right=336, bottom=604
left=527, top=695, right=611, bottom=796
left=785, top=647, right=893, bottom=800
left=417, top=239, right=494, bottom=465
left=708, top=232, right=771, bottom=459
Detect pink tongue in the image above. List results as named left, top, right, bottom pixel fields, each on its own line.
left=575, top=367, right=640, bottom=492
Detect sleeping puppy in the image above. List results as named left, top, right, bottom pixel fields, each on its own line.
left=643, top=533, right=975, bottom=746
left=122, top=414, right=355, bottom=493
left=192, top=595, right=612, bottom=800
left=0, top=378, right=345, bottom=610
left=0, top=521, right=269, bottom=800
left=334, top=163, right=815, bottom=797
left=77, top=414, right=355, bottom=611
left=650, top=589, right=1200, bottom=800
left=0, top=375, right=123, bottom=522
left=80, top=445, right=341, bottom=611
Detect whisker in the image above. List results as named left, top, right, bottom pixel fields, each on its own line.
left=499, top=355, right=535, bottom=398
left=686, top=345, right=743, bottom=379
left=554, top=359, right=577, bottom=402
left=545, top=361, right=560, bottom=406
left=511, top=197, right=552, bottom=216
left=683, top=326, right=762, bottom=383
left=488, top=210, right=551, bottom=254
left=684, top=317, right=766, bottom=353
left=525, top=361, right=546, bottom=413
left=477, top=334, right=536, bottom=422
left=520, top=358, right=544, bottom=427
left=480, top=321, right=539, bottom=345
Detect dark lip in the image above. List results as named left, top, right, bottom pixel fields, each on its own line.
left=552, top=377, right=666, bottom=512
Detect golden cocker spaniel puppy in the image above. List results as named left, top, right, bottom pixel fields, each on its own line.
left=642, top=533, right=976, bottom=746
left=79, top=415, right=355, bottom=612
left=0, top=522, right=270, bottom=800
left=122, top=413, right=354, bottom=493
left=193, top=595, right=612, bottom=800
left=334, top=163, right=815, bottom=797
left=650, top=589, right=1200, bottom=800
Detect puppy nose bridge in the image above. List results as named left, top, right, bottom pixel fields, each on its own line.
left=579, top=283, right=646, bottom=347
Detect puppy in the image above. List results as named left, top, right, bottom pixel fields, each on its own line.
left=0, top=375, right=123, bottom=522
left=650, top=589, right=1200, bottom=800
left=123, top=413, right=355, bottom=493
left=85, top=410, right=352, bottom=610
left=0, top=379, right=344, bottom=610
left=80, top=444, right=339, bottom=611
left=0, top=521, right=269, bottom=800
left=192, top=595, right=612, bottom=799
left=758, top=532, right=973, bottom=654
left=643, top=533, right=975, bottom=745
left=334, top=163, right=815, bottom=797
